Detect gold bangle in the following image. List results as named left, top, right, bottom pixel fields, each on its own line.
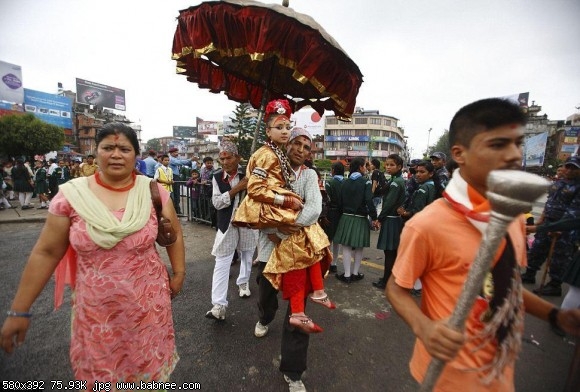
left=173, top=271, right=186, bottom=276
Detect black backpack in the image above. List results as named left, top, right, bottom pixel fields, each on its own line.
left=374, top=171, right=389, bottom=196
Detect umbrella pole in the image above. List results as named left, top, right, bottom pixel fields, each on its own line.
left=250, top=90, right=270, bottom=154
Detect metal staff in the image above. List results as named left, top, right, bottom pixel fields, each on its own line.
left=537, top=233, right=560, bottom=293
left=420, top=170, right=549, bottom=391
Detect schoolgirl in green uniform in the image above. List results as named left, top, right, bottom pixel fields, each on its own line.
left=373, top=154, right=406, bottom=289
left=333, top=157, right=378, bottom=283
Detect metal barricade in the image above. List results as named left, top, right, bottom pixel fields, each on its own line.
left=178, top=180, right=216, bottom=226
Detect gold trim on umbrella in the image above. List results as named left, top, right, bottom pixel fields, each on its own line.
left=173, top=45, right=350, bottom=113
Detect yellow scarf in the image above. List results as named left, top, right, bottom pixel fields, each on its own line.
left=59, top=176, right=152, bottom=249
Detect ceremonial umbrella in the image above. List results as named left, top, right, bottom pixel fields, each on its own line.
left=172, top=0, right=364, bottom=153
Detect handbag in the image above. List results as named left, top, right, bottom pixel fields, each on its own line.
left=150, top=180, right=177, bottom=247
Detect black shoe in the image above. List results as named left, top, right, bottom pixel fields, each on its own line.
left=335, top=273, right=352, bottom=284
left=521, top=269, right=536, bottom=284
left=329, top=265, right=337, bottom=273
left=372, top=279, right=386, bottom=289
left=351, top=273, right=364, bottom=281
left=21, top=205, right=32, bottom=210
left=533, top=282, right=562, bottom=297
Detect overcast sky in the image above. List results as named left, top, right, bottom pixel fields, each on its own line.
left=1, top=0, right=579, bottom=158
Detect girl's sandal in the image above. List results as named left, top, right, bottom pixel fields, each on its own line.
left=289, top=315, right=323, bottom=334
left=309, top=294, right=336, bottom=309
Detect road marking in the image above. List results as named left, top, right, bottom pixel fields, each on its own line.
left=362, top=259, right=384, bottom=271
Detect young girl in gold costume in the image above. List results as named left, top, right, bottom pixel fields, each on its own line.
left=233, top=99, right=333, bottom=333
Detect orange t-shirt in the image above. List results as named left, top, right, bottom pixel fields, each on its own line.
left=392, top=198, right=527, bottom=392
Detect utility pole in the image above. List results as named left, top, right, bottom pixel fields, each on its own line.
left=426, top=128, right=432, bottom=156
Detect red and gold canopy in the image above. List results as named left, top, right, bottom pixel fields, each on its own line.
left=172, top=0, right=364, bottom=120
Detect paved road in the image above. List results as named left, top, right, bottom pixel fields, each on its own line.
left=0, top=216, right=576, bottom=391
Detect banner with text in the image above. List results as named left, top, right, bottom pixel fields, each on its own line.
left=524, top=132, right=547, bottom=167
left=75, top=78, right=125, bottom=111
left=173, top=126, right=197, bottom=138
left=24, top=88, right=73, bottom=128
left=0, top=60, right=24, bottom=104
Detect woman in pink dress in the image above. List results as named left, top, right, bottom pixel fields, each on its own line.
left=0, top=123, right=185, bottom=390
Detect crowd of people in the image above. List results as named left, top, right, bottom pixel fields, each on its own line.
left=0, top=145, right=221, bottom=225
left=0, top=155, right=96, bottom=210
left=1, top=97, right=580, bottom=391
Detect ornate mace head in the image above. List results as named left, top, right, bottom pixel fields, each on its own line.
left=486, top=170, right=549, bottom=219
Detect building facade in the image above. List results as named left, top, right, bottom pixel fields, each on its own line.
left=324, top=109, right=406, bottom=163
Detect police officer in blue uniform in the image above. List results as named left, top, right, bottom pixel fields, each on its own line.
left=522, top=155, right=580, bottom=296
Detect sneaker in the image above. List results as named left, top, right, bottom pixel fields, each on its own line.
left=283, top=375, right=306, bottom=392
left=329, top=265, right=337, bottom=273
left=205, top=304, right=226, bottom=320
left=254, top=321, right=269, bottom=338
left=521, top=269, right=536, bottom=284
left=239, top=283, right=251, bottom=298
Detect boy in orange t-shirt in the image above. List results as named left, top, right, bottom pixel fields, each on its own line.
left=387, top=98, right=580, bottom=391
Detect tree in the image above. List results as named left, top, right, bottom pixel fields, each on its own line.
left=428, top=129, right=451, bottom=160
left=0, top=113, right=65, bottom=158
left=314, top=159, right=332, bottom=172
left=146, top=138, right=162, bottom=153
left=229, top=103, right=266, bottom=161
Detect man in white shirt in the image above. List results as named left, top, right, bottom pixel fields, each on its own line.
left=205, top=141, right=258, bottom=321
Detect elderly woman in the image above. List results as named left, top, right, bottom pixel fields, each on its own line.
left=0, top=123, right=185, bottom=389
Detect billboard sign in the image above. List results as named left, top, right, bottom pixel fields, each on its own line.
left=173, top=126, right=197, bottom=138
left=168, top=140, right=188, bottom=154
left=371, top=136, right=405, bottom=148
left=75, top=78, right=125, bottom=111
left=0, top=101, right=23, bottom=111
left=198, top=120, right=219, bottom=135
left=325, top=135, right=369, bottom=142
left=561, top=144, right=579, bottom=154
left=0, top=60, right=24, bottom=104
left=524, top=132, right=547, bottom=167
left=502, top=91, right=529, bottom=107
left=325, top=150, right=347, bottom=157
left=565, top=127, right=580, bottom=137
left=24, top=88, right=73, bottom=128
left=348, top=150, right=369, bottom=157
left=292, top=109, right=325, bottom=136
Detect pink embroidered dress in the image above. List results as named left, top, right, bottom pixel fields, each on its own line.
left=49, top=182, right=178, bottom=388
